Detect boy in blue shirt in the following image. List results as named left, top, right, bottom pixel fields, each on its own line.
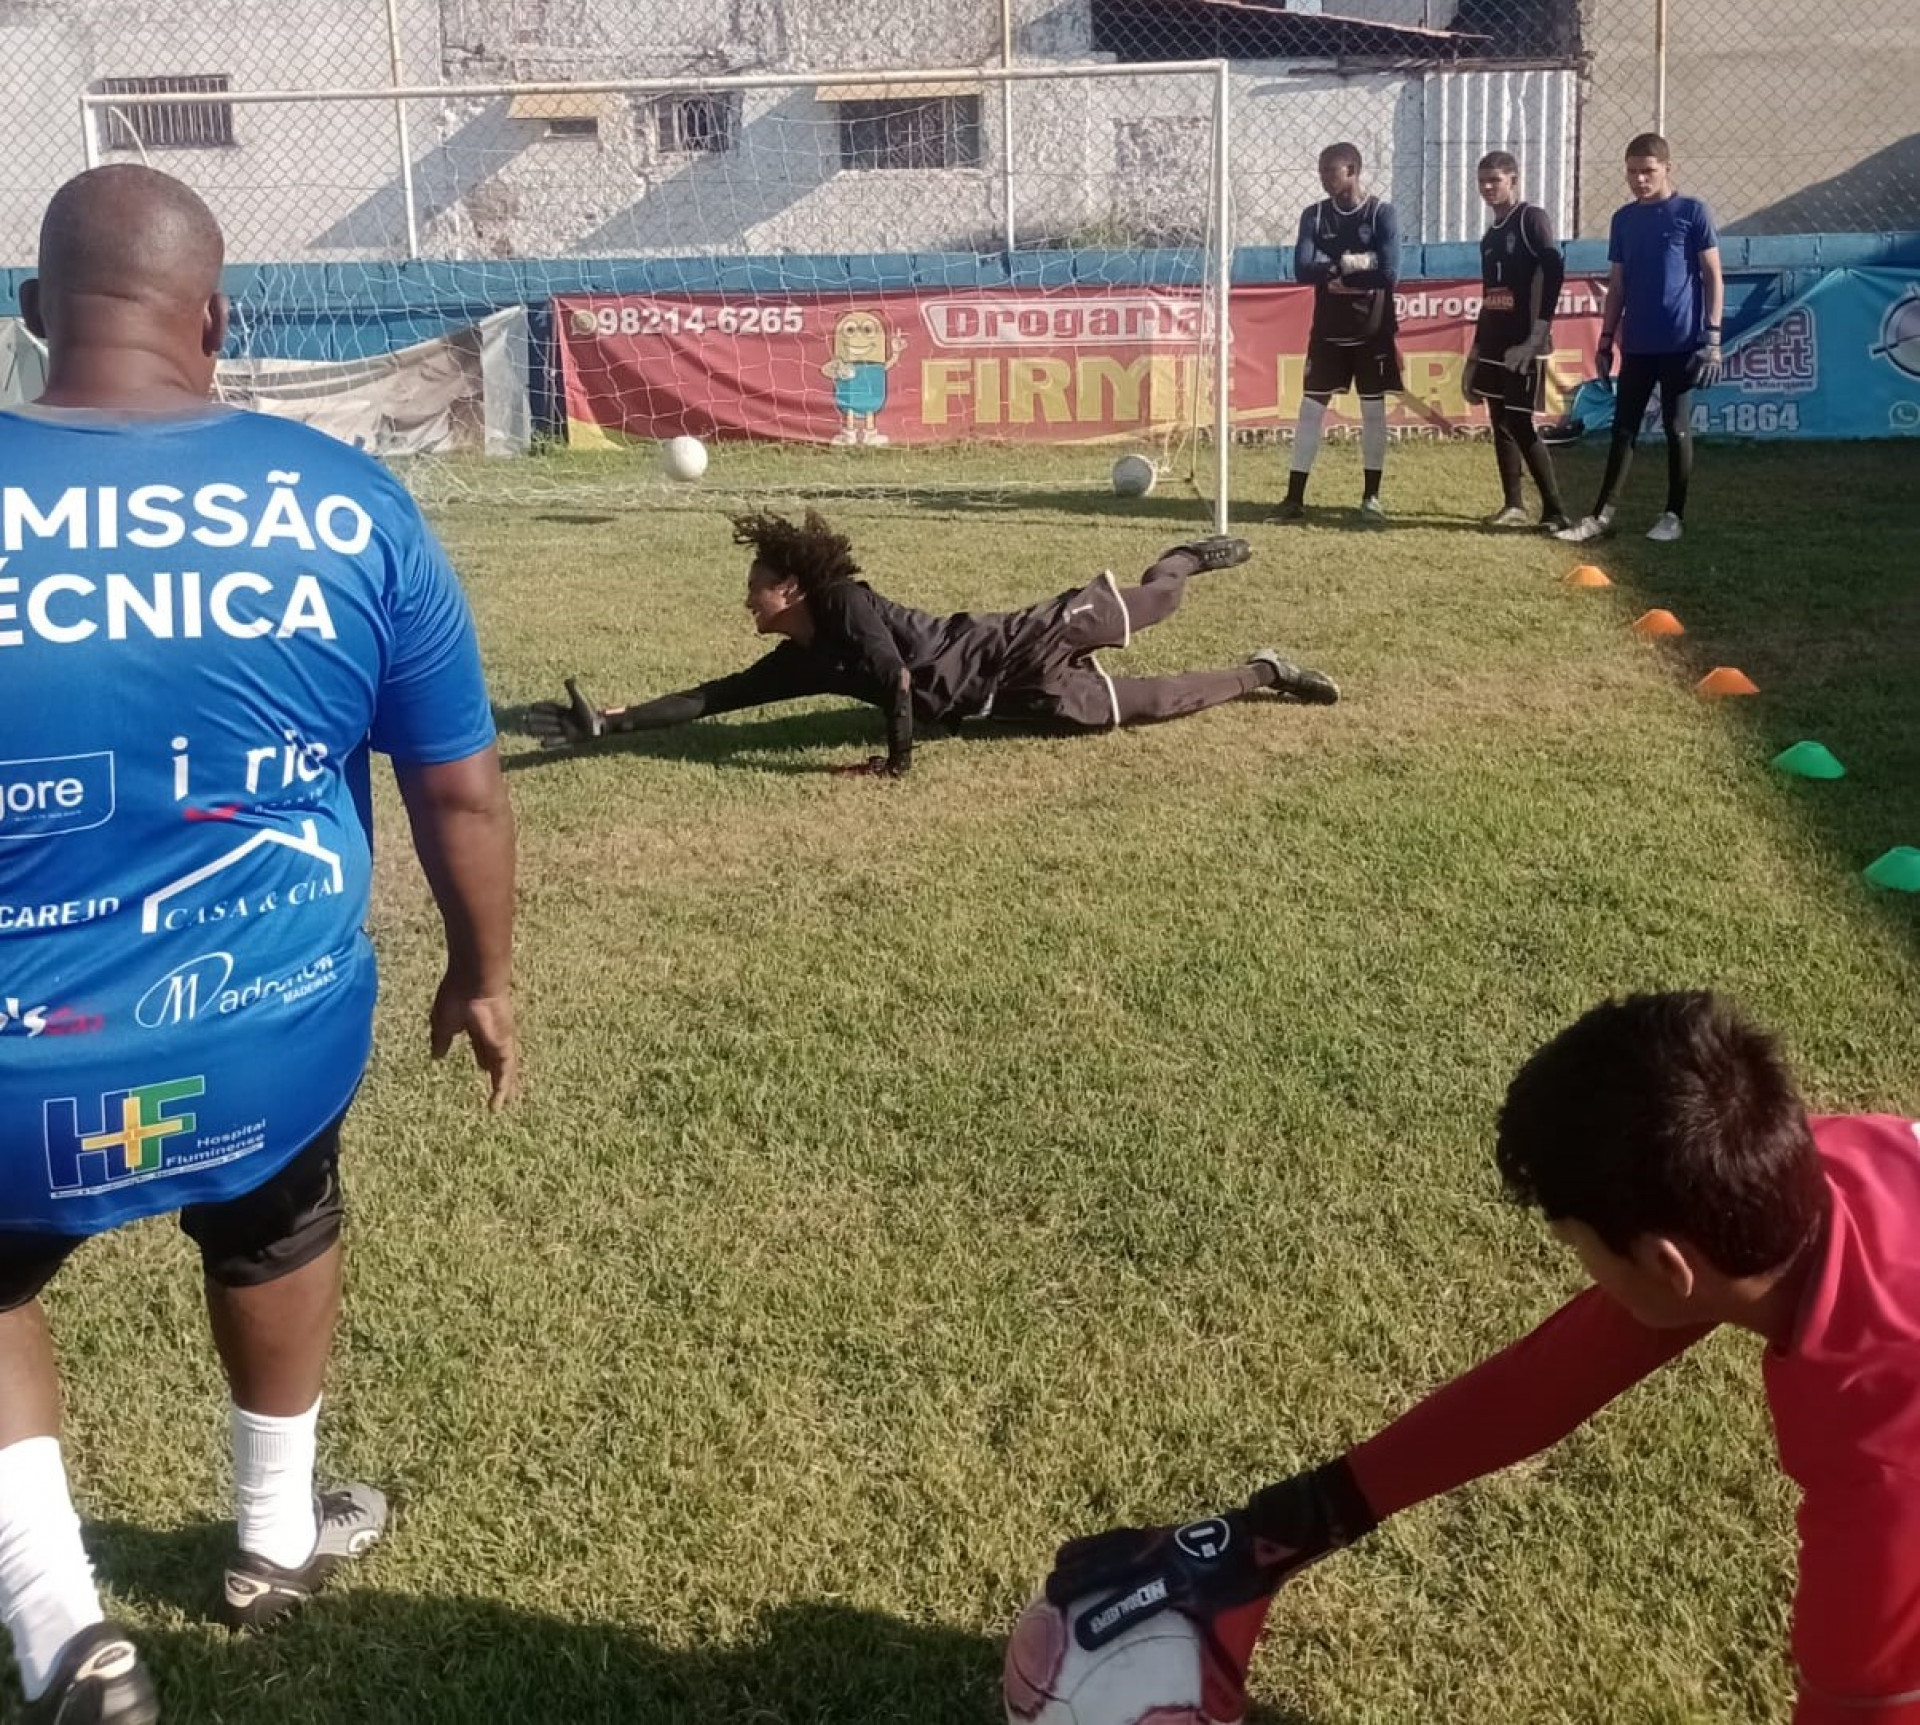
left=1558, top=134, right=1724, bottom=545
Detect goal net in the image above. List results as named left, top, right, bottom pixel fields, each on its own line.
left=79, top=63, right=1231, bottom=522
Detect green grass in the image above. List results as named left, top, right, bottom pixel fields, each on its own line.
left=35, top=440, right=1920, bottom=1724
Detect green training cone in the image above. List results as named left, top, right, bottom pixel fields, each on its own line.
left=1770, top=740, right=1847, bottom=780
left=1863, top=847, right=1920, bottom=892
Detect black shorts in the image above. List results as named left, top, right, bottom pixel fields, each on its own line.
left=0, top=1116, right=347, bottom=1311
left=1304, top=335, right=1403, bottom=398
left=964, top=570, right=1130, bottom=731
left=1467, top=355, right=1547, bottom=417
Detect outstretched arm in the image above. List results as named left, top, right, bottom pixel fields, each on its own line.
left=1044, top=1286, right=1713, bottom=1722
left=1346, top=1284, right=1711, bottom=1519
left=529, top=646, right=817, bottom=748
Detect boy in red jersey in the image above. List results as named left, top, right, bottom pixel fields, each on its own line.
left=1045, top=993, right=1920, bottom=1724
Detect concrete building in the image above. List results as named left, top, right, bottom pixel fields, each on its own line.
left=0, top=0, right=1910, bottom=268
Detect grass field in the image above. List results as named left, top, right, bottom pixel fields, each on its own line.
left=36, top=438, right=1919, bottom=1724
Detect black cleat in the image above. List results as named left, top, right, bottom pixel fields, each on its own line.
left=221, top=1482, right=389, bottom=1631
left=23, top=1623, right=158, bottom=1725
left=1165, top=535, right=1253, bottom=572
left=1251, top=649, right=1340, bottom=705
left=1265, top=498, right=1307, bottom=523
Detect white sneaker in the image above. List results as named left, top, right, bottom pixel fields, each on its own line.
left=1483, top=506, right=1531, bottom=529
left=1646, top=512, right=1684, bottom=542
left=1359, top=495, right=1387, bottom=523
left=1553, top=513, right=1611, bottom=544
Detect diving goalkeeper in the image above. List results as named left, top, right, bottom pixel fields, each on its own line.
left=528, top=510, right=1338, bottom=775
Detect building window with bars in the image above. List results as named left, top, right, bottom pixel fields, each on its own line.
left=831, top=93, right=982, bottom=172
left=650, top=93, right=738, bottom=156
left=98, top=75, right=234, bottom=151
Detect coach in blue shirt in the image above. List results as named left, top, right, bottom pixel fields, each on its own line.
left=1557, top=133, right=1725, bottom=546
left=0, top=166, right=517, bottom=1722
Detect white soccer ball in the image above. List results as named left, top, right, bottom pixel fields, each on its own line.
left=1004, top=1595, right=1207, bottom=1725
left=1110, top=454, right=1158, bottom=498
left=661, top=434, right=709, bottom=482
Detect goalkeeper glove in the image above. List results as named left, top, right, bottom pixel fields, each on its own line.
left=1045, top=1462, right=1375, bottom=1720
left=528, top=676, right=607, bottom=749
left=1337, top=251, right=1378, bottom=277
left=1694, top=330, right=1724, bottom=389
left=1502, top=319, right=1553, bottom=371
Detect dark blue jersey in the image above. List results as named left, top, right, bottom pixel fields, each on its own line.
left=1476, top=202, right=1565, bottom=352
left=1295, top=195, right=1400, bottom=344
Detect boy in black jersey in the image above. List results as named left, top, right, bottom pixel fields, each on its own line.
left=528, top=510, right=1339, bottom=776
left=1272, top=142, right=1402, bottom=525
left=1465, top=151, right=1570, bottom=531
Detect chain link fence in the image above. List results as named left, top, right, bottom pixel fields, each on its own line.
left=1, top=0, right=1915, bottom=270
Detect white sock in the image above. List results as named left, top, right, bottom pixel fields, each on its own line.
left=1291, top=396, right=1327, bottom=475
left=0, top=1437, right=104, bottom=1701
left=1359, top=394, right=1389, bottom=472
left=232, top=1399, right=320, bottom=1570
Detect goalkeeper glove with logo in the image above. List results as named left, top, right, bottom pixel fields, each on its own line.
left=528, top=676, right=607, bottom=749
left=1694, top=328, right=1724, bottom=389
left=1044, top=1461, right=1376, bottom=1718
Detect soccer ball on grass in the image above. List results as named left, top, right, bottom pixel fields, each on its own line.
left=1003, top=1594, right=1208, bottom=1724
left=661, top=434, right=709, bottom=482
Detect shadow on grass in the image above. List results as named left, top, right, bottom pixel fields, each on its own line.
left=1551, top=440, right=1920, bottom=954
left=84, top=1521, right=1325, bottom=1724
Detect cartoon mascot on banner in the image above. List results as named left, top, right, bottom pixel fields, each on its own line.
left=822, top=308, right=907, bottom=445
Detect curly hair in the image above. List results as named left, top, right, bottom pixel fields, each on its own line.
left=730, top=508, right=861, bottom=596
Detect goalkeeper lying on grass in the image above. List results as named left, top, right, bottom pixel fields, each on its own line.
left=528, top=508, right=1337, bottom=776
left=1043, top=991, right=1920, bottom=1725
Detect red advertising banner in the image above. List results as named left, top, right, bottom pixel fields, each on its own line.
left=555, top=281, right=1607, bottom=448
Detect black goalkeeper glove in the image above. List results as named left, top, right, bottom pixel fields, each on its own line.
left=528, top=676, right=606, bottom=750
left=1045, top=1460, right=1375, bottom=1653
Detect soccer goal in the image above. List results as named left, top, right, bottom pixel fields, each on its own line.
left=78, top=62, right=1232, bottom=525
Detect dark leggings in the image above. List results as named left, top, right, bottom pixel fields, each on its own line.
left=1490, top=407, right=1563, bottom=515
left=1115, top=549, right=1199, bottom=632
left=1094, top=549, right=1268, bottom=724
left=1595, top=351, right=1696, bottom=518
left=1112, top=664, right=1266, bottom=724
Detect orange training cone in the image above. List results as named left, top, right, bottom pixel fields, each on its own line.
left=1695, top=666, right=1760, bottom=697
left=1564, top=564, right=1612, bottom=588
left=1631, top=608, right=1685, bottom=638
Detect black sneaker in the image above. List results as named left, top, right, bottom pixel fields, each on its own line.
left=23, top=1623, right=158, bottom=1725
left=221, top=1482, right=389, bottom=1631
left=1264, top=498, right=1307, bottom=523
left=1164, top=535, right=1252, bottom=571
left=1251, top=649, right=1340, bottom=705
left=1539, top=512, right=1573, bottom=534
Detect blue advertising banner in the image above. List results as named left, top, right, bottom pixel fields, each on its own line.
left=1689, top=267, right=1920, bottom=438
